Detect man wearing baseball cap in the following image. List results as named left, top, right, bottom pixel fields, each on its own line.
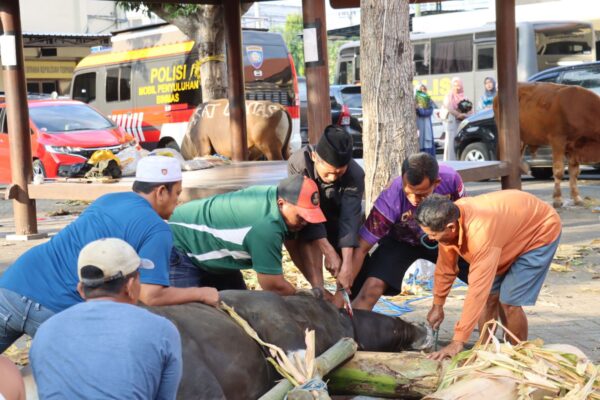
left=0, top=156, right=218, bottom=353
left=31, top=238, right=182, bottom=399
left=168, top=175, right=327, bottom=295
left=286, top=125, right=364, bottom=298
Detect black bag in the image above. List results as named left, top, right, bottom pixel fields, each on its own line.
left=57, top=163, right=93, bottom=178
left=458, top=99, right=473, bottom=114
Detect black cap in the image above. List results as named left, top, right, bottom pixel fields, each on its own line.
left=315, top=125, right=353, bottom=168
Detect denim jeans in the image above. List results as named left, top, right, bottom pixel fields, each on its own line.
left=169, top=247, right=246, bottom=291
left=0, top=288, right=55, bottom=353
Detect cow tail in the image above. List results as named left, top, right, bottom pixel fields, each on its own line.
left=281, top=107, right=293, bottom=160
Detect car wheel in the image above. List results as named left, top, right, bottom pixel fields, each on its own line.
left=460, top=142, right=491, bottom=162
left=32, top=159, right=46, bottom=179
left=530, top=167, right=553, bottom=180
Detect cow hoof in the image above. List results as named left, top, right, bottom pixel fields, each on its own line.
left=553, top=200, right=563, bottom=208
left=574, top=198, right=584, bottom=206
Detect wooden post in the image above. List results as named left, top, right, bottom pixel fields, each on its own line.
left=0, top=0, right=41, bottom=239
left=495, top=0, right=522, bottom=190
left=224, top=0, right=248, bottom=161
left=302, top=0, right=331, bottom=144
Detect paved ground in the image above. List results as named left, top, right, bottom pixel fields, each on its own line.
left=0, top=171, right=599, bottom=362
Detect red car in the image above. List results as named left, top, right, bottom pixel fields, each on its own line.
left=0, top=100, right=137, bottom=183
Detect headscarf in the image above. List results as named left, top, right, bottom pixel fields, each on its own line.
left=483, top=77, right=497, bottom=98
left=444, top=77, right=465, bottom=111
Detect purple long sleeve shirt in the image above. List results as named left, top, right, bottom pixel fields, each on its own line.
left=359, top=165, right=466, bottom=246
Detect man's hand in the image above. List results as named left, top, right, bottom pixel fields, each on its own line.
left=336, top=265, right=353, bottom=292
left=427, top=304, right=445, bottom=330
left=323, top=247, right=342, bottom=277
left=428, top=340, right=464, bottom=361
left=199, top=287, right=220, bottom=307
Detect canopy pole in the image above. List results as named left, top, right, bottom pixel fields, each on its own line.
left=0, top=0, right=43, bottom=240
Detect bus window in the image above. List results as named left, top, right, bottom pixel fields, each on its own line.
left=535, top=23, right=592, bottom=56
left=354, top=51, right=360, bottom=83
left=338, top=60, right=352, bottom=85
left=432, top=35, right=473, bottom=74
left=72, top=72, right=96, bottom=103
left=477, top=47, right=495, bottom=70
left=414, top=43, right=429, bottom=75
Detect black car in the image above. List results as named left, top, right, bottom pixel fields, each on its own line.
left=298, top=78, right=363, bottom=157
left=454, top=61, right=600, bottom=178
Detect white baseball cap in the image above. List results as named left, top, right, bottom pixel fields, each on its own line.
left=135, top=155, right=182, bottom=183
left=77, top=238, right=154, bottom=286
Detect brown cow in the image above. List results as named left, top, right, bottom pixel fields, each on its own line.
left=494, top=82, right=600, bottom=207
left=181, top=99, right=292, bottom=160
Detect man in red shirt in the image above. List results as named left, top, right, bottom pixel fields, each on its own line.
left=415, top=190, right=561, bottom=360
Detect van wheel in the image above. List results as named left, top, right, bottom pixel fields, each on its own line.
left=530, top=167, right=553, bottom=180
left=33, top=159, right=46, bottom=179
left=460, top=142, right=491, bottom=162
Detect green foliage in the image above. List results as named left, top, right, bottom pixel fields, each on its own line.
left=272, top=14, right=305, bottom=77
left=116, top=2, right=201, bottom=18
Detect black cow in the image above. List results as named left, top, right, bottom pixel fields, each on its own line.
left=150, top=290, right=431, bottom=400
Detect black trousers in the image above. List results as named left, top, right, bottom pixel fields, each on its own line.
left=351, top=236, right=469, bottom=298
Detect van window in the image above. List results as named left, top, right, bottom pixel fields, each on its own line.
left=477, top=47, right=494, bottom=70
left=414, top=43, right=429, bottom=75
left=106, top=68, right=119, bottom=102
left=106, top=67, right=131, bottom=102
left=0, top=110, right=7, bottom=134
left=432, top=35, right=473, bottom=74
left=72, top=72, right=96, bottom=103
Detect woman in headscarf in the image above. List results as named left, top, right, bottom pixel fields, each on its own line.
left=442, top=77, right=471, bottom=161
left=415, top=84, right=436, bottom=156
left=478, top=77, right=497, bottom=110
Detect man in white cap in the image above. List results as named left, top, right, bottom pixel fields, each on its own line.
left=0, top=156, right=218, bottom=353
left=31, top=238, right=183, bottom=399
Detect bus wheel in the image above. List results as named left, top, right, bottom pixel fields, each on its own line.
left=33, top=159, right=46, bottom=180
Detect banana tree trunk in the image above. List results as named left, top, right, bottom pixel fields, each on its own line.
left=327, top=351, right=448, bottom=398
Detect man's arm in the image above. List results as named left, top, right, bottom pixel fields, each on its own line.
left=139, top=284, right=219, bottom=307
left=157, top=323, right=183, bottom=400
left=337, top=237, right=372, bottom=291
left=257, top=273, right=296, bottom=296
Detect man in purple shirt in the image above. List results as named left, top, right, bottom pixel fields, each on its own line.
left=337, top=152, right=469, bottom=310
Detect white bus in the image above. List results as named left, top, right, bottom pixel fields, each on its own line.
left=335, top=21, right=596, bottom=105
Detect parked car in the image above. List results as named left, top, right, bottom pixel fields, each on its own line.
left=298, top=78, right=363, bottom=157
left=455, top=61, right=600, bottom=178
left=0, top=100, right=137, bottom=183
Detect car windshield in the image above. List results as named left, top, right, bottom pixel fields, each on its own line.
left=561, top=67, right=600, bottom=96
left=29, top=103, right=114, bottom=133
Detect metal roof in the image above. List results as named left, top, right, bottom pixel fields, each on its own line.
left=22, top=32, right=112, bottom=47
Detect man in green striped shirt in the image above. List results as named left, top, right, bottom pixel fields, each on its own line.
left=169, top=175, right=327, bottom=295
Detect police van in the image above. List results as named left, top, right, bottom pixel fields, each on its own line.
left=71, top=23, right=300, bottom=152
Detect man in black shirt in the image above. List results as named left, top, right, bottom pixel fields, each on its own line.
left=286, top=125, right=365, bottom=299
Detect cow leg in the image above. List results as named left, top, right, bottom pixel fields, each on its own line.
left=568, top=157, right=583, bottom=206
left=199, top=130, right=212, bottom=156
left=551, top=145, right=566, bottom=208
left=259, top=142, right=284, bottom=160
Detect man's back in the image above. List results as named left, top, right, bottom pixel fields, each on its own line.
left=0, top=192, right=172, bottom=313
left=169, top=186, right=287, bottom=274
left=31, top=301, right=182, bottom=400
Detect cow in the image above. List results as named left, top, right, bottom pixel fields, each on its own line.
left=181, top=99, right=292, bottom=161
left=494, top=82, right=600, bottom=207
left=149, top=290, right=431, bottom=400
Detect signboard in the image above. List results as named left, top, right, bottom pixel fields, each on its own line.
left=25, top=61, right=76, bottom=79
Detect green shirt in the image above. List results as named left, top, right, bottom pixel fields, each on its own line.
left=169, top=186, right=287, bottom=275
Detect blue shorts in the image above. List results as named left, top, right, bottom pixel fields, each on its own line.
left=491, top=234, right=561, bottom=306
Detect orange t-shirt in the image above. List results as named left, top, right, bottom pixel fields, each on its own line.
left=433, top=190, right=561, bottom=342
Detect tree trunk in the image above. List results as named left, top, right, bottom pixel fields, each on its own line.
left=149, top=4, right=252, bottom=102
left=327, top=351, right=447, bottom=398
left=361, top=0, right=418, bottom=210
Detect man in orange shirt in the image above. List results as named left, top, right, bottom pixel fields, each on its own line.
left=415, top=190, right=561, bottom=360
